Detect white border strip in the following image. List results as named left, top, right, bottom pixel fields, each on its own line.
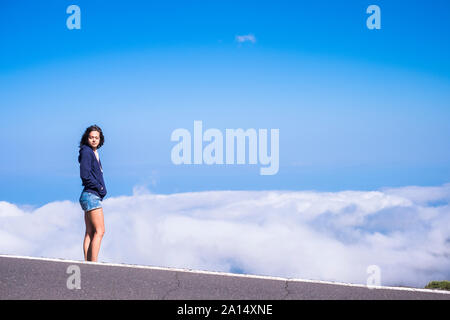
left=1, top=254, right=449, bottom=295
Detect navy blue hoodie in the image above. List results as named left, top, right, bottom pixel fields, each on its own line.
left=78, top=144, right=107, bottom=200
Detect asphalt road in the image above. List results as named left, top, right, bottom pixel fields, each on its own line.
left=0, top=255, right=449, bottom=300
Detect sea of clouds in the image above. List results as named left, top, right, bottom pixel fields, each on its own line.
left=1, top=183, right=449, bottom=288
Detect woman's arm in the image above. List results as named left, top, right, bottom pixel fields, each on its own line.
left=79, top=148, right=104, bottom=192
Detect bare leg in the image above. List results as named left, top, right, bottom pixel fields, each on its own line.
left=83, top=211, right=94, bottom=261
left=85, top=207, right=105, bottom=262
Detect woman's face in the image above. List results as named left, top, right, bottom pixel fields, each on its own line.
left=88, top=130, right=100, bottom=149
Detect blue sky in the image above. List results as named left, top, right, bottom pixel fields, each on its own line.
left=1, top=0, right=449, bottom=206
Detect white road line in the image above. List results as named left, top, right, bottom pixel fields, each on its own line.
left=1, top=253, right=449, bottom=295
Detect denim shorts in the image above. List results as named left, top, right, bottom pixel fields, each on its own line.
left=79, top=191, right=102, bottom=212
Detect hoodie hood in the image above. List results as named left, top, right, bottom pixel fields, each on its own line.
left=78, top=144, right=92, bottom=163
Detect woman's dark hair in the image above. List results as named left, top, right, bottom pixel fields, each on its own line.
left=79, top=125, right=105, bottom=149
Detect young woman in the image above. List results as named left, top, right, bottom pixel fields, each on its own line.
left=78, top=125, right=107, bottom=262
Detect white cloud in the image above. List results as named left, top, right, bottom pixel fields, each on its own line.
left=1, top=183, right=449, bottom=288
left=235, top=34, right=256, bottom=44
